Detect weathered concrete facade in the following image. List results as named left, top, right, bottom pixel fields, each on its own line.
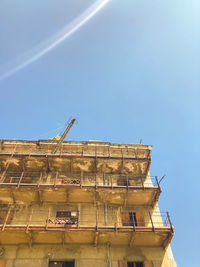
left=0, top=140, right=176, bottom=267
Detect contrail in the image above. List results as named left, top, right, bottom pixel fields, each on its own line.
left=0, top=0, right=110, bottom=81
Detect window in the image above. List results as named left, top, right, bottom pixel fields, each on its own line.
left=128, top=263, right=143, bottom=267
left=117, top=176, right=130, bottom=186
left=122, top=212, right=145, bottom=226
left=48, top=211, right=78, bottom=225
left=56, top=211, right=71, bottom=218
left=49, top=261, right=74, bottom=267
left=122, top=212, right=137, bottom=226
left=118, top=261, right=153, bottom=267
left=56, top=211, right=78, bottom=225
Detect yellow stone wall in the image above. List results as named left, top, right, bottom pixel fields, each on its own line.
left=0, top=245, right=177, bottom=267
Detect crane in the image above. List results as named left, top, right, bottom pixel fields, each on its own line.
left=52, top=118, right=76, bottom=154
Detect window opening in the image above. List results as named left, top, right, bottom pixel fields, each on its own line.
left=122, top=211, right=137, bottom=226
left=128, top=262, right=143, bottom=267
left=129, top=212, right=137, bottom=226
left=117, top=176, right=130, bottom=186
left=48, top=211, right=78, bottom=225
left=49, top=261, right=74, bottom=267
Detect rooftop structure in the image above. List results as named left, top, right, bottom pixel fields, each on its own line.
left=0, top=139, right=176, bottom=267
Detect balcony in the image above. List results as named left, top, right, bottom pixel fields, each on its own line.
left=0, top=172, right=161, bottom=206
left=0, top=207, right=173, bottom=248
left=0, top=141, right=151, bottom=176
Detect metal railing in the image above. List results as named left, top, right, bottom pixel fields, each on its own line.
left=0, top=171, right=160, bottom=188
left=0, top=146, right=151, bottom=160
left=0, top=207, right=173, bottom=231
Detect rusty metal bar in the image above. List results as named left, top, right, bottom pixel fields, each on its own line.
left=0, top=145, right=17, bottom=182
left=17, top=172, right=24, bottom=188
left=54, top=172, right=58, bottom=188
left=94, top=190, right=97, bottom=206
left=0, top=152, right=150, bottom=160
left=2, top=207, right=11, bottom=231
left=167, top=212, right=173, bottom=231
left=115, top=209, right=117, bottom=232
left=0, top=171, right=6, bottom=183
left=37, top=172, right=43, bottom=188
left=149, top=212, right=155, bottom=232
left=46, top=145, right=49, bottom=156
left=156, top=176, right=162, bottom=196
left=80, top=171, right=83, bottom=188
left=37, top=188, right=42, bottom=203
left=145, top=158, right=151, bottom=178
left=95, top=173, right=97, bottom=189
left=46, top=208, right=51, bottom=230
left=126, top=175, right=129, bottom=188
left=77, top=206, right=80, bottom=230
left=103, top=173, right=105, bottom=185
left=96, top=207, right=98, bottom=231
left=26, top=208, right=34, bottom=233
left=129, top=231, right=135, bottom=247
left=28, top=145, right=34, bottom=158
left=94, top=231, right=99, bottom=247
left=140, top=176, right=144, bottom=188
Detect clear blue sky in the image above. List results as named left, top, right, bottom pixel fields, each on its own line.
left=0, top=0, right=199, bottom=266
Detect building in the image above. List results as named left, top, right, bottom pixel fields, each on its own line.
left=0, top=139, right=176, bottom=267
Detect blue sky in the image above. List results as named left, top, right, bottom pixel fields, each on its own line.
left=0, top=0, right=199, bottom=266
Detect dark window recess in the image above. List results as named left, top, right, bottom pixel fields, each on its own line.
left=129, top=212, right=138, bottom=226
left=119, top=261, right=153, bottom=267
left=56, top=211, right=71, bottom=218
left=128, top=262, right=143, bottom=267
left=122, top=212, right=137, bottom=226
left=49, top=261, right=74, bottom=267
left=122, top=212, right=145, bottom=227
left=117, top=176, right=130, bottom=186
left=53, top=211, right=78, bottom=225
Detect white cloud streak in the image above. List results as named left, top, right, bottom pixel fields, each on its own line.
left=0, top=0, right=110, bottom=81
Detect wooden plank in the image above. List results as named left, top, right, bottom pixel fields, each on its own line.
left=136, top=212, right=145, bottom=226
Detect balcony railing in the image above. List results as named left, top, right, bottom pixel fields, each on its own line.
left=0, top=208, right=172, bottom=231
left=0, top=171, right=160, bottom=189
left=0, top=145, right=151, bottom=160
left=0, top=207, right=173, bottom=247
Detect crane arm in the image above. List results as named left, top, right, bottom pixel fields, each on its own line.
left=52, top=118, right=76, bottom=154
